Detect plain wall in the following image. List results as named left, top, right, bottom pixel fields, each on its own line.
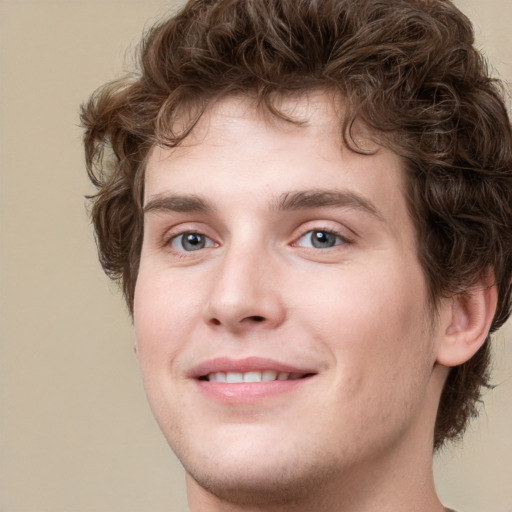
left=0, top=1, right=510, bottom=511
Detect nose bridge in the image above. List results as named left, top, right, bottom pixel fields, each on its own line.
left=204, top=231, right=284, bottom=329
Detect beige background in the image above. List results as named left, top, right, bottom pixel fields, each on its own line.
left=0, top=1, right=511, bottom=511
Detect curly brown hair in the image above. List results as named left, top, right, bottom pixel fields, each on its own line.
left=81, top=0, right=512, bottom=449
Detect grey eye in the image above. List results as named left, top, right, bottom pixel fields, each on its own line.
left=172, top=232, right=212, bottom=251
left=297, top=230, right=342, bottom=249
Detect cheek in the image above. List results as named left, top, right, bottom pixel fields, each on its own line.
left=323, top=274, right=434, bottom=436
left=133, top=270, right=193, bottom=422
left=299, top=259, right=432, bottom=378
left=133, top=267, right=194, bottom=364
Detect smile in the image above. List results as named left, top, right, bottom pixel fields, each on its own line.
left=201, top=371, right=310, bottom=382
left=191, top=357, right=317, bottom=403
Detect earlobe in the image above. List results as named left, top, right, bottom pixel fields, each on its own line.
left=436, top=276, right=498, bottom=368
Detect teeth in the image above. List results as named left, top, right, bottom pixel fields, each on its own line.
left=226, top=372, right=243, bottom=383
left=205, top=370, right=306, bottom=382
left=243, top=371, right=261, bottom=382
left=262, top=370, right=277, bottom=381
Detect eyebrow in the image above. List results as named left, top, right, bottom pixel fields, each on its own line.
left=143, top=189, right=383, bottom=221
left=144, top=194, right=214, bottom=214
left=273, top=190, right=383, bottom=221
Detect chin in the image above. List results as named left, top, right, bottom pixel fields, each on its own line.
left=184, top=452, right=336, bottom=507
left=169, top=420, right=350, bottom=507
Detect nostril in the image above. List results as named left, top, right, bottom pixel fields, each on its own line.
left=208, top=315, right=266, bottom=326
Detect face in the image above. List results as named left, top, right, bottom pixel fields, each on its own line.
left=134, top=92, right=444, bottom=506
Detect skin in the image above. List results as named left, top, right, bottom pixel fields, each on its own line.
left=133, top=92, right=492, bottom=512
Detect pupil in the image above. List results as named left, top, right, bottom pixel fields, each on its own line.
left=312, top=230, right=335, bottom=248
left=183, top=233, right=205, bottom=251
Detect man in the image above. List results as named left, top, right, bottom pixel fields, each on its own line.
left=81, top=0, right=512, bottom=510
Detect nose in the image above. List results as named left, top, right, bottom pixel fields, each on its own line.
left=203, top=242, right=286, bottom=332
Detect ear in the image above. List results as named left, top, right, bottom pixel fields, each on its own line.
left=436, top=274, right=498, bottom=367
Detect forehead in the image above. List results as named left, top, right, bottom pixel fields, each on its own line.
left=144, top=92, right=409, bottom=229
left=152, top=90, right=349, bottom=161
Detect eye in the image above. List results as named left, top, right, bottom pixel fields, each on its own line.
left=170, top=232, right=216, bottom=252
left=295, top=229, right=345, bottom=249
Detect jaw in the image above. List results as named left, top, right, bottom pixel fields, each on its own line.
left=174, top=367, right=445, bottom=512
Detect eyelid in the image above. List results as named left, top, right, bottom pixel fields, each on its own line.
left=294, top=228, right=346, bottom=248
left=160, top=223, right=220, bottom=251
left=291, top=222, right=354, bottom=247
left=170, top=232, right=217, bottom=251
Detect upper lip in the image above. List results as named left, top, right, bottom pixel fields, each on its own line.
left=189, top=356, right=317, bottom=379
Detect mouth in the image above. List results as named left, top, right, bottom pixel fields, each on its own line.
left=199, top=370, right=314, bottom=383
left=191, top=357, right=317, bottom=403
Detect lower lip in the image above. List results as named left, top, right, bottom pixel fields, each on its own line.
left=194, top=378, right=312, bottom=404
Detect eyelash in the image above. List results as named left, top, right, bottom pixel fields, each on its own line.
left=163, top=226, right=351, bottom=256
left=165, top=231, right=218, bottom=254
left=293, top=227, right=351, bottom=250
